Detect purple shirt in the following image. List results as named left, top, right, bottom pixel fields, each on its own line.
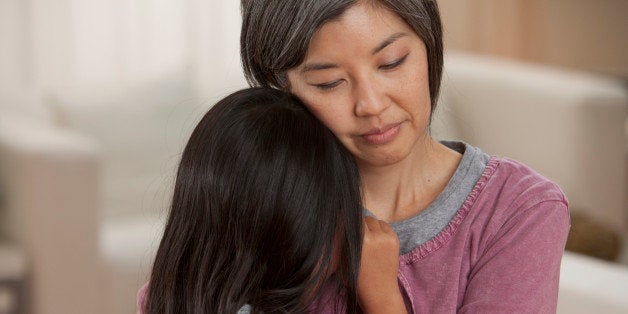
left=138, top=156, right=570, bottom=313
left=313, top=157, right=570, bottom=313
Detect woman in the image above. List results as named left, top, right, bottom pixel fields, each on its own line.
left=138, top=87, right=400, bottom=313
left=240, top=0, right=570, bottom=313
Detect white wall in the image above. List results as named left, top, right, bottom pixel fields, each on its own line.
left=0, top=0, right=246, bottom=100
left=189, top=0, right=247, bottom=99
left=0, top=0, right=198, bottom=94
left=0, top=0, right=29, bottom=90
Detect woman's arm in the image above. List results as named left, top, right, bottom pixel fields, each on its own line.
left=460, top=199, right=570, bottom=313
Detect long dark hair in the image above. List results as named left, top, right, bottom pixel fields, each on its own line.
left=145, top=87, right=363, bottom=313
left=240, top=0, right=443, bottom=113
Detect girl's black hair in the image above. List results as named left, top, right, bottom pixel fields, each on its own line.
left=145, top=87, right=363, bottom=313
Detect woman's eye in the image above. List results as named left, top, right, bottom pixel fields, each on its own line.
left=380, top=54, right=408, bottom=70
left=314, top=80, right=342, bottom=90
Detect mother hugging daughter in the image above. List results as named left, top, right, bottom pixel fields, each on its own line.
left=139, top=0, right=570, bottom=312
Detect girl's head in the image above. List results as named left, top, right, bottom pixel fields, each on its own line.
left=146, top=88, right=363, bottom=313
left=240, top=0, right=443, bottom=111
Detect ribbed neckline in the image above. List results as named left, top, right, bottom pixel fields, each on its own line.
left=399, top=157, right=501, bottom=265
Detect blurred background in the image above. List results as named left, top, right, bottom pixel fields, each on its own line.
left=0, top=0, right=626, bottom=313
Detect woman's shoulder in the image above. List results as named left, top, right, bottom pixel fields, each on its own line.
left=440, top=142, right=564, bottom=204
left=483, top=156, right=567, bottom=204
left=444, top=155, right=571, bottom=269
left=470, top=155, right=569, bottom=228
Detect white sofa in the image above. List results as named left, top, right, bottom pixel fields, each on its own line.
left=434, top=52, right=628, bottom=234
left=0, top=68, right=248, bottom=313
left=558, top=251, right=628, bottom=314
left=0, top=88, right=102, bottom=314
left=0, top=53, right=626, bottom=313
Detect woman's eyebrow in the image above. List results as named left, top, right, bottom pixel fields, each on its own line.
left=372, top=32, right=408, bottom=55
left=301, top=62, right=338, bottom=73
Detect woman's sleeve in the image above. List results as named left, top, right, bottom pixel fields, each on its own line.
left=459, top=199, right=570, bottom=313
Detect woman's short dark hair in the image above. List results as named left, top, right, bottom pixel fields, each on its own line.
left=240, top=0, right=443, bottom=113
left=145, top=87, right=363, bottom=313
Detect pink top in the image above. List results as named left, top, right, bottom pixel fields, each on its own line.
left=137, top=157, right=570, bottom=313
left=314, top=157, right=570, bottom=313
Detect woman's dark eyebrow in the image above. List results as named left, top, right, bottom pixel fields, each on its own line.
left=301, top=32, right=409, bottom=73
left=372, top=32, right=408, bottom=55
left=301, top=62, right=338, bottom=73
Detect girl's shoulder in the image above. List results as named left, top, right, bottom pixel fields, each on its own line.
left=136, top=282, right=149, bottom=314
left=135, top=282, right=253, bottom=313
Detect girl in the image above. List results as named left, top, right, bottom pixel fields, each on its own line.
left=137, top=87, right=402, bottom=313
left=240, top=0, right=570, bottom=312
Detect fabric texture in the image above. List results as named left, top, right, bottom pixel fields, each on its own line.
left=388, top=141, right=490, bottom=254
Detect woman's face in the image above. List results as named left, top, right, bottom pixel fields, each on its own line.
left=287, top=2, right=432, bottom=168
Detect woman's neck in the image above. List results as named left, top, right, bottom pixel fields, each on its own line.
left=359, top=137, right=462, bottom=223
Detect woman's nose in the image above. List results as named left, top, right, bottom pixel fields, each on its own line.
left=353, top=77, right=389, bottom=117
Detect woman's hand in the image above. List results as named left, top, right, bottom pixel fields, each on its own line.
left=358, top=216, right=407, bottom=314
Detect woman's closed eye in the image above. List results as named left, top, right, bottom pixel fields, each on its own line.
left=309, top=53, right=409, bottom=90
left=314, top=80, right=343, bottom=90
left=379, top=54, right=409, bottom=70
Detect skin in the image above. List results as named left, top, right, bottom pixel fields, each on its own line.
left=359, top=216, right=404, bottom=313
left=286, top=2, right=462, bottom=312
left=287, top=2, right=461, bottom=223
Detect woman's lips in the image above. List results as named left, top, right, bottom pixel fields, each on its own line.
left=361, top=122, right=402, bottom=145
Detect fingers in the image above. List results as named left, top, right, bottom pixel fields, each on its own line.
left=358, top=216, right=402, bottom=311
left=363, top=216, right=396, bottom=236
left=363, top=216, right=382, bottom=232
left=378, top=219, right=395, bottom=236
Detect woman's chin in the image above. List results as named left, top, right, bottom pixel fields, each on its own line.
left=352, top=135, right=427, bottom=169
left=354, top=149, right=412, bottom=169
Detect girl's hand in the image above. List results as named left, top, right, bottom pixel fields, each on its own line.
left=358, top=216, right=407, bottom=314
